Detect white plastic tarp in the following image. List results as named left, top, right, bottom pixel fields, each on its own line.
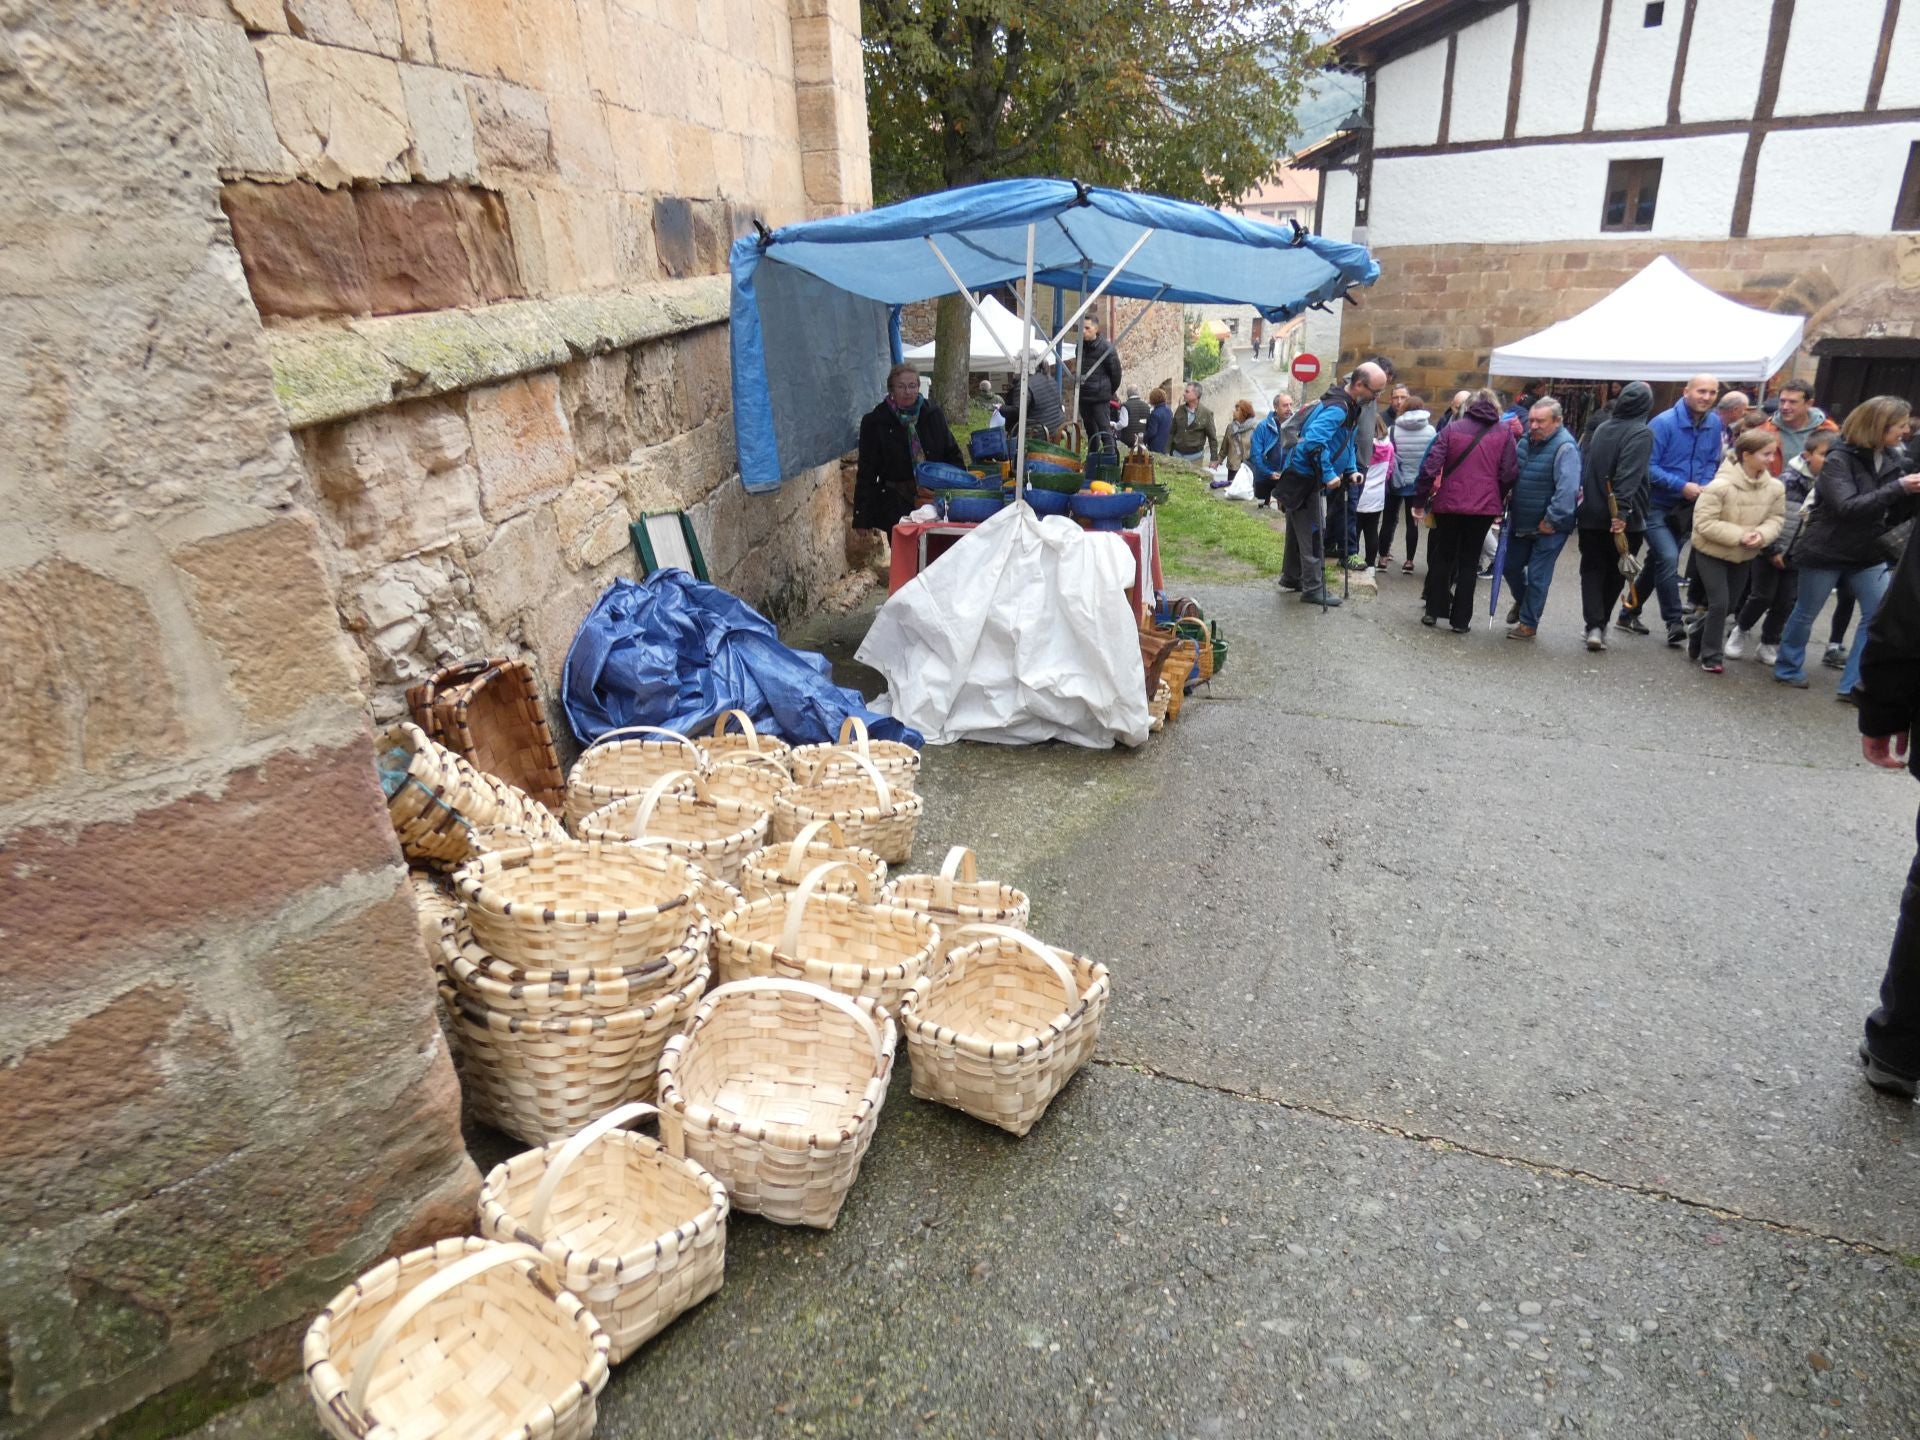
left=857, top=504, right=1150, bottom=748
left=900, top=295, right=1049, bottom=374
left=1488, top=256, right=1804, bottom=383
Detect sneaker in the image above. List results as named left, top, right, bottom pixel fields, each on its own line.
left=1701, top=661, right=1724, bottom=674
left=1860, top=1042, right=1918, bottom=1099
left=1823, top=644, right=1847, bottom=669
left=1507, top=623, right=1536, bottom=640
left=1380, top=551, right=1395, bottom=564
left=1725, top=628, right=1748, bottom=660
left=1585, top=627, right=1606, bottom=651
left=1375, top=560, right=1388, bottom=572
left=1303, top=592, right=1342, bottom=607
left=1757, top=642, right=1779, bottom=666
left=1401, top=559, right=1415, bottom=574
left=1476, top=568, right=1493, bottom=580
left=1666, top=626, right=1686, bottom=648
left=1837, top=690, right=1859, bottom=706
left=1345, top=555, right=1370, bottom=571
left=1616, top=612, right=1650, bottom=636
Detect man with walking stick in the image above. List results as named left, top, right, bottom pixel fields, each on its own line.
left=1275, top=363, right=1383, bottom=610
left=1575, top=381, right=1655, bottom=651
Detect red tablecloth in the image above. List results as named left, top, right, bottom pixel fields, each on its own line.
left=888, top=512, right=1162, bottom=618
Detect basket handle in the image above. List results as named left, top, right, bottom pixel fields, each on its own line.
left=835, top=714, right=873, bottom=757
left=780, top=820, right=847, bottom=882
left=624, top=771, right=696, bottom=841
left=824, top=748, right=892, bottom=809
left=781, top=861, right=874, bottom=955
left=711, top=751, right=790, bottom=778
left=346, top=1243, right=553, bottom=1416
left=932, top=846, right=977, bottom=912
left=953, top=924, right=1078, bottom=1015
left=584, top=726, right=703, bottom=765
left=711, top=710, right=762, bottom=748
left=526, top=1103, right=672, bottom=1237
left=704, top=978, right=884, bottom=1066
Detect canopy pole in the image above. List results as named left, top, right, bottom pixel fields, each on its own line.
left=1047, top=228, right=1156, bottom=350
left=923, top=237, right=1026, bottom=375
left=1014, top=223, right=1035, bottom=503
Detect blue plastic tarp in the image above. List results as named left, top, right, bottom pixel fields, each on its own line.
left=730, top=177, right=1380, bottom=490
left=561, top=571, right=923, bottom=749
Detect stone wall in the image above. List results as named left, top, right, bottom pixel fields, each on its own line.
left=1336, top=234, right=1920, bottom=403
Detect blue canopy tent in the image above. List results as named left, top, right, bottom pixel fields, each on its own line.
left=729, top=178, right=1379, bottom=495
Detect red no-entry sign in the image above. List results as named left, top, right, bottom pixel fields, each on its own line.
left=1291, top=353, right=1321, bottom=383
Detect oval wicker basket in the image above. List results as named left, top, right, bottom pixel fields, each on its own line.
left=439, top=961, right=710, bottom=1144
left=477, top=1103, right=728, bottom=1363
left=898, top=924, right=1112, bottom=1137
left=738, top=820, right=887, bottom=903
left=656, top=978, right=894, bottom=1229
left=881, top=845, right=1031, bottom=933
left=713, top=862, right=935, bottom=1016
left=564, top=726, right=705, bottom=833
left=441, top=913, right=705, bottom=1018
left=381, top=723, right=566, bottom=868
left=452, top=840, right=704, bottom=973
left=409, top=871, right=460, bottom=955
left=303, top=1237, right=609, bottom=1440
left=700, top=709, right=793, bottom=769
left=699, top=752, right=794, bottom=813
left=576, top=772, right=771, bottom=885
left=789, top=715, right=921, bottom=792
left=772, top=753, right=923, bottom=865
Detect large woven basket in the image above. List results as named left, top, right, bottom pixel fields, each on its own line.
left=478, top=1103, right=728, bottom=1363
left=303, top=1237, right=608, bottom=1440
left=564, top=726, right=706, bottom=833
left=381, top=723, right=566, bottom=868
left=440, top=962, right=710, bottom=1143
left=789, top=715, right=921, bottom=792
left=576, top=772, right=771, bottom=885
left=738, top=820, right=888, bottom=903
left=700, top=752, right=795, bottom=813
left=713, top=862, right=935, bottom=1016
left=881, top=845, right=1031, bottom=933
left=408, top=658, right=567, bottom=815
left=772, top=753, right=922, bottom=865
left=452, top=840, right=703, bottom=973
left=701, top=709, right=793, bottom=769
left=899, top=924, right=1111, bottom=1136
left=408, top=871, right=459, bottom=954
left=656, top=978, right=894, bottom=1229
left=442, top=913, right=704, bottom=1019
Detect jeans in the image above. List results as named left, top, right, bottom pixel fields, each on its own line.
left=1501, top=528, right=1570, bottom=628
left=1579, top=527, right=1644, bottom=631
left=1280, top=489, right=1328, bottom=599
left=1425, top=513, right=1496, bottom=629
left=1380, top=492, right=1419, bottom=562
left=1690, top=553, right=1751, bottom=665
left=1774, top=563, right=1890, bottom=693
left=1625, top=507, right=1687, bottom=627
left=1736, top=557, right=1797, bottom=645
left=1866, top=802, right=1920, bottom=1080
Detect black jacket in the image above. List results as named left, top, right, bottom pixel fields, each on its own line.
left=853, top=399, right=964, bottom=530
left=1018, top=368, right=1065, bottom=433
left=1575, top=381, right=1654, bottom=530
left=1076, top=337, right=1123, bottom=405
left=1858, top=525, right=1920, bottom=777
left=1794, top=441, right=1917, bottom=570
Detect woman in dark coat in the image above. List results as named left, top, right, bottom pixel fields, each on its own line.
left=1574, top=380, right=1654, bottom=649
left=854, top=363, right=966, bottom=531
left=1413, top=388, right=1519, bottom=632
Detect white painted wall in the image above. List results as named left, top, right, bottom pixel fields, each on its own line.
left=1514, top=0, right=1603, bottom=136
left=1320, top=166, right=1359, bottom=244
left=1775, top=0, right=1884, bottom=116
left=1592, top=0, right=1683, bottom=131
left=1676, top=0, right=1768, bottom=123
left=1748, top=121, right=1920, bottom=236
left=1369, top=134, right=1750, bottom=246
left=1372, top=41, right=1447, bottom=149
left=1876, top=1, right=1920, bottom=108
left=1447, top=5, right=1517, bottom=142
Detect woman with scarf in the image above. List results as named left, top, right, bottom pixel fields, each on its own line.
left=854, top=363, right=966, bottom=531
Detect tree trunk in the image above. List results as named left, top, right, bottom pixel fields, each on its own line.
left=930, top=292, right=972, bottom=430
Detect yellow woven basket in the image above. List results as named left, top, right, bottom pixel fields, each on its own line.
left=700, top=752, right=794, bottom=813
left=576, top=771, right=772, bottom=885
left=700, top=708, right=794, bottom=769
left=564, top=726, right=705, bottom=833
left=441, top=913, right=704, bottom=1019
left=881, top=845, right=1031, bottom=933
left=738, top=819, right=888, bottom=903
left=789, top=715, right=921, bottom=791
left=452, top=840, right=704, bottom=973
left=381, top=722, right=566, bottom=868
left=772, top=752, right=923, bottom=865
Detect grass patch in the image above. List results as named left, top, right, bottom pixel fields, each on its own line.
left=1152, top=461, right=1291, bottom=579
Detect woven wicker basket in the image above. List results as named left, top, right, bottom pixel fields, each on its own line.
left=789, top=716, right=921, bottom=792
left=440, top=961, right=710, bottom=1143
left=701, top=709, right=793, bottom=769
left=688, top=864, right=746, bottom=930
left=881, top=845, right=1031, bottom=933
left=1147, top=680, right=1171, bottom=732
left=564, top=726, right=706, bottom=833
left=477, top=1103, right=728, bottom=1362
left=408, top=871, right=459, bottom=954
left=442, top=913, right=705, bottom=1019
left=303, top=1237, right=608, bottom=1440
left=381, top=723, right=567, bottom=868
left=1159, top=637, right=1198, bottom=721
left=657, top=978, right=894, bottom=1228
left=452, top=840, right=703, bottom=973
left=738, top=820, right=888, bottom=903
left=899, top=924, right=1111, bottom=1136
left=408, top=658, right=568, bottom=815
left=576, top=772, right=771, bottom=886
left=713, top=862, right=935, bottom=1015
left=700, top=752, right=795, bottom=813
left=772, top=753, right=923, bottom=865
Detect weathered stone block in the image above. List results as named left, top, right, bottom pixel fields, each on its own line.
left=343, top=554, right=486, bottom=695
left=222, top=179, right=372, bottom=318
left=469, top=507, right=564, bottom=626
left=302, top=395, right=484, bottom=565
left=468, top=373, right=575, bottom=520
left=171, top=516, right=361, bottom=728
left=255, top=34, right=411, bottom=187
left=606, top=102, right=672, bottom=193
left=229, top=0, right=291, bottom=30
left=675, top=323, right=731, bottom=429
left=356, top=185, right=485, bottom=313
left=558, top=352, right=634, bottom=467
left=671, top=121, right=716, bottom=197
left=423, top=0, right=524, bottom=79
left=513, top=0, right=590, bottom=94
left=653, top=195, right=696, bottom=277
left=399, top=62, right=477, bottom=182
left=467, top=77, right=554, bottom=174
left=553, top=471, right=634, bottom=569
left=174, top=15, right=290, bottom=176
left=282, top=0, right=405, bottom=55
left=0, top=559, right=190, bottom=806
left=548, top=97, right=615, bottom=189
left=615, top=192, right=660, bottom=281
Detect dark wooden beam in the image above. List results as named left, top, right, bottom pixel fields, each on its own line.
left=1666, top=0, right=1700, bottom=126
left=1504, top=0, right=1531, bottom=140
left=1868, top=0, right=1903, bottom=110
left=1583, top=0, right=1615, bottom=133
left=1372, top=103, right=1920, bottom=159
left=1731, top=0, right=1796, bottom=239
left=1358, top=71, right=1378, bottom=230
left=1436, top=32, right=1458, bottom=144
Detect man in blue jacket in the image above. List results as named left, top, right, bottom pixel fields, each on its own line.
left=1249, top=391, right=1294, bottom=507
left=1502, top=399, right=1581, bottom=639
left=1619, top=373, right=1724, bottom=644
left=1275, top=363, right=1383, bottom=607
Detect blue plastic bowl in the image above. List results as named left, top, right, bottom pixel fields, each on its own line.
left=944, top=494, right=1006, bottom=523
left=1026, top=457, right=1078, bottom=474
left=1069, top=490, right=1145, bottom=530
left=916, top=461, right=981, bottom=491
left=1023, top=487, right=1074, bottom=517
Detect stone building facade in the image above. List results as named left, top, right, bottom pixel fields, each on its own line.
left=0, top=1, right=869, bottom=1437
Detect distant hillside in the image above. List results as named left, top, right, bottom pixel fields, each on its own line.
left=1288, top=69, right=1364, bottom=151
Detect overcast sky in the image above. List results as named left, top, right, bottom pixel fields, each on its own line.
left=1335, top=0, right=1405, bottom=31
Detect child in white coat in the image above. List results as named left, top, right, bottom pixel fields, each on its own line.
left=1355, top=419, right=1394, bottom=570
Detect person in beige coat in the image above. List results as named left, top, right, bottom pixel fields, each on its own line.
left=1690, top=429, right=1787, bottom=671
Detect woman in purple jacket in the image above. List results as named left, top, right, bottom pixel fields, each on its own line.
left=1412, top=389, right=1520, bottom=632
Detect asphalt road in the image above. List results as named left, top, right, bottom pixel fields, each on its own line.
left=211, top=564, right=1919, bottom=1440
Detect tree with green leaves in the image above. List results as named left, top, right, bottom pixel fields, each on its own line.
left=863, top=0, right=1334, bottom=419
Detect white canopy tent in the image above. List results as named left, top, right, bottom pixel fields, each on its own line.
left=900, top=294, right=1052, bottom=374
left=1488, top=256, right=1804, bottom=385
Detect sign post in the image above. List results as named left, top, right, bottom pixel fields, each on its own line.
left=1291, top=353, right=1321, bottom=385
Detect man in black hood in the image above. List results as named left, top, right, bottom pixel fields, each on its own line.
left=1574, top=380, right=1655, bottom=650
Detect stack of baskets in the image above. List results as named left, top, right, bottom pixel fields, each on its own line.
left=790, top=715, right=921, bottom=790
left=738, top=820, right=888, bottom=902
left=563, top=726, right=707, bottom=833
left=381, top=722, right=566, bottom=868
left=576, top=771, right=772, bottom=885
left=408, top=658, right=568, bottom=815
left=773, top=751, right=922, bottom=865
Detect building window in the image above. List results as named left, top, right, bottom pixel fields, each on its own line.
left=1643, top=2, right=1664, bottom=24
left=1897, top=143, right=1920, bottom=231
left=1602, top=158, right=1662, bottom=232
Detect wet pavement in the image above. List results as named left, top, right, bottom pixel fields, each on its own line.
left=208, top=564, right=1919, bottom=1440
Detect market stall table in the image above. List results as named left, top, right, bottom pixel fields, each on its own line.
left=889, top=509, right=1162, bottom=619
